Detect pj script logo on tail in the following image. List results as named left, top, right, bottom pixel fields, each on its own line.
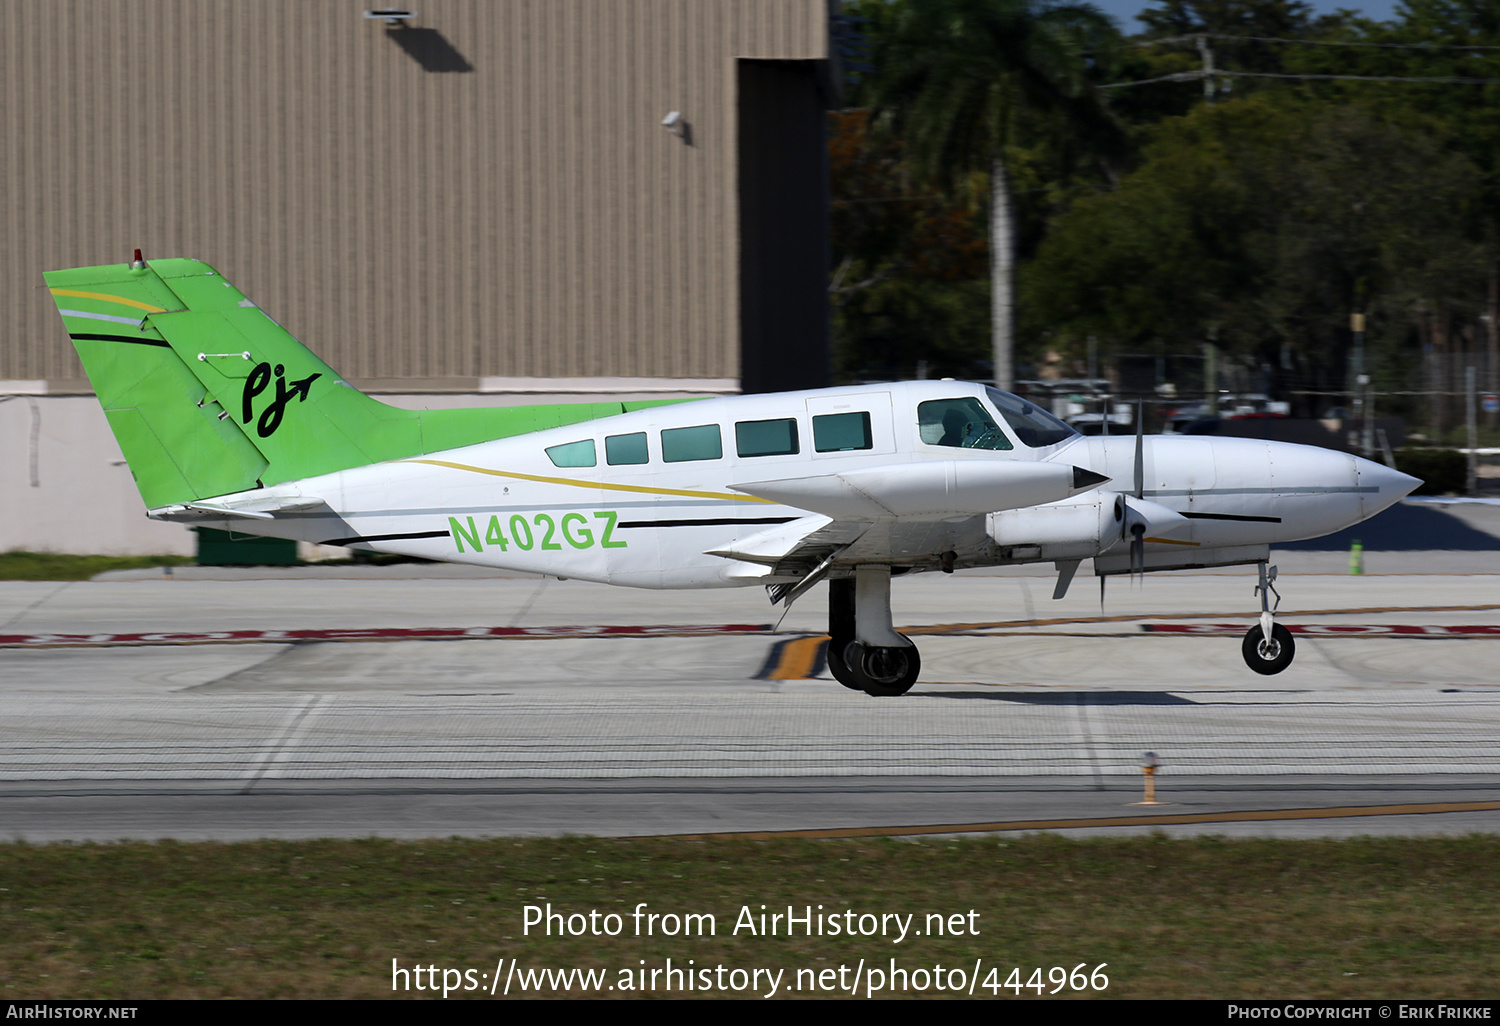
left=242, top=362, right=320, bottom=437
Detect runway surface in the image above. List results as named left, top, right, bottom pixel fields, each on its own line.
left=4, top=509, right=1500, bottom=842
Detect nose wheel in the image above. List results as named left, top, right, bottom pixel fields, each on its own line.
left=1242, top=622, right=1295, bottom=674
left=1242, top=562, right=1295, bottom=674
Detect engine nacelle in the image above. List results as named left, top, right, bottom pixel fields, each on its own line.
left=986, top=491, right=1189, bottom=563
left=986, top=495, right=1116, bottom=562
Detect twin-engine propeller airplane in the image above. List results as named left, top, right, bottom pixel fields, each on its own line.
left=48, top=255, right=1420, bottom=696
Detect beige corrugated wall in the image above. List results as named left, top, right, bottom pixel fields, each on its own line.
left=1, top=0, right=827, bottom=387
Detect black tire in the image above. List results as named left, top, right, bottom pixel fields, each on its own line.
left=825, top=580, right=861, bottom=691
left=845, top=639, right=921, bottom=697
left=826, top=636, right=866, bottom=691
left=1242, top=623, right=1295, bottom=675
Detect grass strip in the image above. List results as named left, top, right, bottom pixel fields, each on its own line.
left=0, top=551, right=194, bottom=581
left=2, top=834, right=1498, bottom=999
left=0, top=551, right=435, bottom=581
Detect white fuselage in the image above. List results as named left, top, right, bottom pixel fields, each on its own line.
left=184, top=381, right=1418, bottom=587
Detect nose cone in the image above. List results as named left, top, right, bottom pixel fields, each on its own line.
left=1357, top=457, right=1421, bottom=519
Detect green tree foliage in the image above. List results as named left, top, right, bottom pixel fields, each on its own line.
left=1139, top=0, right=1317, bottom=38
left=834, top=0, right=1500, bottom=419
left=1023, top=99, right=1484, bottom=401
left=829, top=110, right=993, bottom=380
left=1107, top=0, right=1352, bottom=125
left=858, top=0, right=1127, bottom=388
left=1274, top=1, right=1500, bottom=215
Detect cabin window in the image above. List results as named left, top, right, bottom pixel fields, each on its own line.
left=735, top=418, right=799, bottom=458
left=545, top=439, right=597, bottom=468
left=661, top=423, right=723, bottom=463
left=812, top=411, right=872, bottom=452
left=917, top=398, right=1013, bottom=451
left=605, top=432, right=649, bottom=466
left=985, top=387, right=1078, bottom=447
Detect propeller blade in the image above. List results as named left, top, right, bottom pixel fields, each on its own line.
left=1134, top=399, right=1145, bottom=500
left=1131, top=522, right=1145, bottom=583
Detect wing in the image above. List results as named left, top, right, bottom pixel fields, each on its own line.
left=726, top=460, right=1107, bottom=520
left=705, top=459, right=1111, bottom=605
left=703, top=514, right=870, bottom=604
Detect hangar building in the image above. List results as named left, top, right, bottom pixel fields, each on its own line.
left=0, top=0, right=839, bottom=553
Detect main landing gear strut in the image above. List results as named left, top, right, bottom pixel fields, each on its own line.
left=1242, top=561, right=1295, bottom=675
left=827, top=565, right=921, bottom=697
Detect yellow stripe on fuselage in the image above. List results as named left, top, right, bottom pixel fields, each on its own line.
left=405, top=458, right=775, bottom=503
left=49, top=289, right=167, bottom=313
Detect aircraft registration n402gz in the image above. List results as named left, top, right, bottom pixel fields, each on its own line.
left=48, top=255, right=1420, bottom=696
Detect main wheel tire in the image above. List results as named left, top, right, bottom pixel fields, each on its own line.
left=1242, top=623, right=1295, bottom=675
left=826, top=636, right=866, bottom=691
left=844, top=639, right=921, bottom=697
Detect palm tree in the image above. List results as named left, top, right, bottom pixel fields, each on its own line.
left=867, top=0, right=1125, bottom=389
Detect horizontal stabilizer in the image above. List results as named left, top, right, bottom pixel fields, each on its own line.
left=729, top=460, right=1101, bottom=520
left=149, top=496, right=327, bottom=522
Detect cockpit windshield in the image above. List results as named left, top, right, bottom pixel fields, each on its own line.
left=984, top=388, right=1078, bottom=448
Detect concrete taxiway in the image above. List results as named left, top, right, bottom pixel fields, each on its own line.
left=3, top=499, right=1499, bottom=842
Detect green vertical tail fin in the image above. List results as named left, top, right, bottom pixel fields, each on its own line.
left=47, top=257, right=682, bottom=509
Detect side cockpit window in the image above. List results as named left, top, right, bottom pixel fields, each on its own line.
left=545, top=439, right=597, bottom=468
left=917, top=398, right=1013, bottom=450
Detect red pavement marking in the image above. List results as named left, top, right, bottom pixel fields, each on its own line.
left=5, top=623, right=1493, bottom=649
left=1143, top=624, right=1500, bottom=636
left=0, top=624, right=774, bottom=648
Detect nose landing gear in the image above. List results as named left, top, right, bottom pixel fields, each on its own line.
left=1242, top=562, right=1295, bottom=674
left=826, top=567, right=921, bottom=696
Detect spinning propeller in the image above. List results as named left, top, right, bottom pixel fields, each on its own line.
left=1102, top=400, right=1167, bottom=607
left=1130, top=399, right=1146, bottom=580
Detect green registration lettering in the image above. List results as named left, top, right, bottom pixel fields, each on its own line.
left=449, top=515, right=482, bottom=553
left=561, top=512, right=593, bottom=548
left=595, top=510, right=626, bottom=548
left=510, top=515, right=534, bottom=550
left=535, top=513, right=562, bottom=550
left=456, top=510, right=624, bottom=552
left=484, top=515, right=509, bottom=551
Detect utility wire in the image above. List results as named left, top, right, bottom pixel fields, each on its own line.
left=1221, top=69, right=1500, bottom=84
left=1102, top=71, right=1210, bottom=88
left=1108, top=34, right=1500, bottom=89
left=1139, top=33, right=1500, bottom=52
left=1103, top=68, right=1500, bottom=88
